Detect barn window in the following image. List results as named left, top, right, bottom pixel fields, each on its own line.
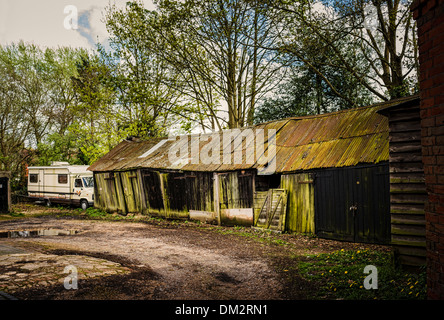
left=29, top=174, right=38, bottom=183
left=58, top=174, right=68, bottom=184
left=255, top=174, right=281, bottom=191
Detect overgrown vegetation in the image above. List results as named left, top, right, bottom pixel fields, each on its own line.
left=296, top=249, right=427, bottom=299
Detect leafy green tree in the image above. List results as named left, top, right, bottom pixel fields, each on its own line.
left=35, top=132, right=84, bottom=166
left=8, top=42, right=54, bottom=147
left=101, top=1, right=193, bottom=137
left=0, top=44, right=30, bottom=175
left=70, top=53, right=120, bottom=164
left=254, top=61, right=375, bottom=123
left=159, top=0, right=286, bottom=128
left=43, top=47, right=88, bottom=135
left=0, top=42, right=113, bottom=189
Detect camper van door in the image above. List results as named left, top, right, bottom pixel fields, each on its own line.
left=72, top=175, right=83, bottom=204
left=39, top=169, right=45, bottom=194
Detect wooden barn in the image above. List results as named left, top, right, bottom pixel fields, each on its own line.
left=0, top=171, right=11, bottom=213
left=378, top=95, right=427, bottom=266
left=88, top=96, right=419, bottom=245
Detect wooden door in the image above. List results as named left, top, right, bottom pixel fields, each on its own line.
left=314, top=164, right=390, bottom=244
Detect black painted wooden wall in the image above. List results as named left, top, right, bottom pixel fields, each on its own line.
left=314, top=163, right=390, bottom=244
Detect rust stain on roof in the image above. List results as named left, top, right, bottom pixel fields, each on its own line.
left=88, top=96, right=417, bottom=173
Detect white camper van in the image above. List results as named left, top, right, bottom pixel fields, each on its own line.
left=27, top=162, right=94, bottom=210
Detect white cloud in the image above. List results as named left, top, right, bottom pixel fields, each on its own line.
left=0, top=0, right=155, bottom=50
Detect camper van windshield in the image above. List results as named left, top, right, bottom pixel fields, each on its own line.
left=82, top=177, right=94, bottom=188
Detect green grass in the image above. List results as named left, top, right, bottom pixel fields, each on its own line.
left=82, top=207, right=110, bottom=218
left=297, top=249, right=427, bottom=299
left=0, top=209, right=25, bottom=219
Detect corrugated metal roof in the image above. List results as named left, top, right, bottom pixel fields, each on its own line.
left=88, top=95, right=417, bottom=173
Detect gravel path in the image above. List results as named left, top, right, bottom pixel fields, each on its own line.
left=0, top=217, right=284, bottom=299
left=0, top=208, right=387, bottom=300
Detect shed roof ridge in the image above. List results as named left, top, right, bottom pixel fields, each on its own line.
left=255, top=94, right=419, bottom=125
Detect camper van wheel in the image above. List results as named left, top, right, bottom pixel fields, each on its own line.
left=45, top=199, right=51, bottom=207
left=80, top=200, right=89, bottom=211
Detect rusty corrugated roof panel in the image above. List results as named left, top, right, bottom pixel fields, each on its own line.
left=265, top=98, right=404, bottom=173
left=88, top=138, right=165, bottom=172
left=88, top=96, right=417, bottom=173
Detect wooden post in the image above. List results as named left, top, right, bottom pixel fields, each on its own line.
left=159, top=172, right=168, bottom=218
left=213, top=172, right=221, bottom=226
left=136, top=169, right=148, bottom=214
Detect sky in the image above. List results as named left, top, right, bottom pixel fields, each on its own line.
left=0, top=0, right=155, bottom=51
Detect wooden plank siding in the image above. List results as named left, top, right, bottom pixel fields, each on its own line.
left=139, top=170, right=214, bottom=219
left=94, top=172, right=121, bottom=213
left=280, top=173, right=315, bottom=234
left=378, top=98, right=427, bottom=267
left=94, top=169, right=257, bottom=224
left=218, top=171, right=254, bottom=210
left=313, top=163, right=391, bottom=244
left=217, top=171, right=254, bottom=226
left=117, top=171, right=143, bottom=213
left=93, top=170, right=144, bottom=214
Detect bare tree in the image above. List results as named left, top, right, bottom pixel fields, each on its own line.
left=269, top=0, right=418, bottom=101
left=146, top=0, right=287, bottom=129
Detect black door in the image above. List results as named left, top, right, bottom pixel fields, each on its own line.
left=142, top=170, right=164, bottom=210
left=314, top=163, right=390, bottom=244
left=0, top=177, right=8, bottom=213
left=352, top=164, right=390, bottom=243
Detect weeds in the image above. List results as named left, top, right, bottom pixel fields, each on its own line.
left=297, top=249, right=427, bottom=299
left=82, top=207, right=109, bottom=218
left=3, top=209, right=24, bottom=218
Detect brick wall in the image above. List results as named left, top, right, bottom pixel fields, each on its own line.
left=411, top=0, right=444, bottom=300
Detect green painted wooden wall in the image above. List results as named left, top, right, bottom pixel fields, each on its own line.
left=280, top=173, right=315, bottom=234
left=94, top=170, right=144, bottom=215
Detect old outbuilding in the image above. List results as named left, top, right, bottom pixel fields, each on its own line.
left=378, top=95, right=427, bottom=267
left=88, top=96, right=419, bottom=245
left=0, top=171, right=11, bottom=213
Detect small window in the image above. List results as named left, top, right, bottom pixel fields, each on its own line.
left=29, top=174, right=38, bottom=183
left=75, top=178, right=83, bottom=188
left=82, top=177, right=94, bottom=188
left=58, top=174, right=68, bottom=184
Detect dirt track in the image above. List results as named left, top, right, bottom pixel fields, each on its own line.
left=0, top=206, right=387, bottom=300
